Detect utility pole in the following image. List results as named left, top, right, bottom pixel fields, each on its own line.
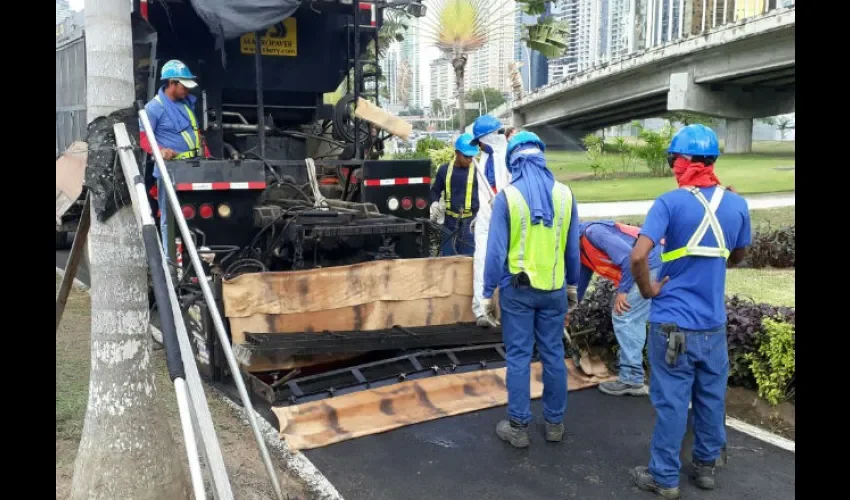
left=69, top=0, right=190, bottom=498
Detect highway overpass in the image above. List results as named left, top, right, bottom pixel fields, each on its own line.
left=511, top=6, right=795, bottom=152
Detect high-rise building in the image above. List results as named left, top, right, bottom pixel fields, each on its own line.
left=514, top=2, right=549, bottom=91
left=399, top=18, right=422, bottom=109
left=463, top=0, right=517, bottom=98
left=380, top=44, right=402, bottom=106
left=429, top=57, right=458, bottom=107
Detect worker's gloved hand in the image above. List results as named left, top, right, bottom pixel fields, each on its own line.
left=567, top=285, right=578, bottom=310
left=481, top=297, right=499, bottom=327
left=430, top=201, right=445, bottom=224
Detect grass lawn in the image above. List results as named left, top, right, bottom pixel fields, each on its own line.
left=726, top=268, right=795, bottom=307
left=548, top=141, right=795, bottom=202
left=55, top=276, right=311, bottom=499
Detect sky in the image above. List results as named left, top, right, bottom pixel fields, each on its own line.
left=69, top=0, right=83, bottom=10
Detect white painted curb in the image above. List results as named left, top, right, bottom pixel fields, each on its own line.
left=55, top=267, right=344, bottom=500
left=726, top=416, right=795, bottom=453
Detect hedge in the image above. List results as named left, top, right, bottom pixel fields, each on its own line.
left=569, top=281, right=796, bottom=406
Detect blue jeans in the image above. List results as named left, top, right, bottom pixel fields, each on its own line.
left=647, top=322, right=729, bottom=488
left=441, top=215, right=475, bottom=256
left=500, top=284, right=568, bottom=425
left=611, top=268, right=658, bottom=385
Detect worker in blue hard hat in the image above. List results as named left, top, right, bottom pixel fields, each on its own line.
left=481, top=130, right=581, bottom=448
left=139, top=59, right=210, bottom=258
left=469, top=115, right=512, bottom=326
left=428, top=133, right=481, bottom=256
left=629, top=124, right=751, bottom=499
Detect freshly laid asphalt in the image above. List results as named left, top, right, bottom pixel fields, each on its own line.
left=57, top=239, right=795, bottom=500
left=303, top=390, right=794, bottom=500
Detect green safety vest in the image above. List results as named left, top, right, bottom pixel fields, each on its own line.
left=443, top=160, right=476, bottom=219
left=660, top=186, right=731, bottom=262
left=504, top=182, right=573, bottom=291
left=153, top=94, right=202, bottom=160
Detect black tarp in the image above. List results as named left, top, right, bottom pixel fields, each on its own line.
left=188, top=0, right=302, bottom=40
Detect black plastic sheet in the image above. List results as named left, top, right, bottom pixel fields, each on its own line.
left=188, top=0, right=301, bottom=40
left=83, top=107, right=141, bottom=223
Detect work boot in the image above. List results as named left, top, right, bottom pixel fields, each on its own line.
left=630, top=466, right=681, bottom=499
left=689, top=460, right=717, bottom=490
left=496, top=420, right=530, bottom=448
left=544, top=421, right=564, bottom=442
left=599, top=380, right=649, bottom=396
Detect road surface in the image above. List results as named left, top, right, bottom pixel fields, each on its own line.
left=56, top=249, right=795, bottom=500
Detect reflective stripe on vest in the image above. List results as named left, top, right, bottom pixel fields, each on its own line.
left=504, top=182, right=573, bottom=291
left=153, top=94, right=201, bottom=159
left=579, top=222, right=641, bottom=287
left=660, top=186, right=730, bottom=262
left=444, top=160, right=475, bottom=218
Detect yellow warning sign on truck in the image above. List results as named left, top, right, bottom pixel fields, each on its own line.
left=240, top=18, right=297, bottom=57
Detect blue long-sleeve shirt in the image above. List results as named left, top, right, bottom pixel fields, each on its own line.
left=429, top=162, right=480, bottom=216
left=577, top=221, right=664, bottom=301
left=482, top=178, right=580, bottom=298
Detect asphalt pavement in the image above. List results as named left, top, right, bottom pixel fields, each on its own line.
left=304, top=391, right=794, bottom=500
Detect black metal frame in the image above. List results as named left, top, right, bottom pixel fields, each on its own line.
left=244, top=323, right=504, bottom=355
left=247, top=343, right=519, bottom=405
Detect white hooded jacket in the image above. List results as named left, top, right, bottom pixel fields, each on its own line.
left=471, top=131, right=511, bottom=318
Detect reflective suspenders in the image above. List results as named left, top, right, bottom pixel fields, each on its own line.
left=660, top=186, right=730, bottom=262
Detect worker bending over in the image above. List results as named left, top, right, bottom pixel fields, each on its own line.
left=139, top=59, right=211, bottom=256
left=629, top=124, right=751, bottom=499
left=429, top=133, right=480, bottom=256
left=482, top=131, right=580, bottom=448
left=578, top=220, right=664, bottom=397
left=469, top=115, right=511, bottom=326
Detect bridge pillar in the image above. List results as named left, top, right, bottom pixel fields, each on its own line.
left=725, top=119, right=753, bottom=154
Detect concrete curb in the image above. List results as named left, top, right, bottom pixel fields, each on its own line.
left=55, top=267, right=344, bottom=500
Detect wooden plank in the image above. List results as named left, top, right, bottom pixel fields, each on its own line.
left=354, top=97, right=412, bottom=140
left=273, top=358, right=616, bottom=451
left=56, top=192, right=91, bottom=333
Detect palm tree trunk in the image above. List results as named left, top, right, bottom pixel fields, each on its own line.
left=70, top=0, right=189, bottom=498
left=452, top=52, right=468, bottom=132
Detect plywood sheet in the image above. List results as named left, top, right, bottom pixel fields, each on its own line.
left=272, top=358, right=616, bottom=451
left=222, top=256, right=474, bottom=318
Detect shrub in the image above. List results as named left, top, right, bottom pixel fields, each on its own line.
left=744, top=317, right=795, bottom=405
left=581, top=134, right=614, bottom=178
left=722, top=296, right=795, bottom=389
left=632, top=121, right=674, bottom=177
left=745, top=225, right=795, bottom=268
left=569, top=285, right=796, bottom=401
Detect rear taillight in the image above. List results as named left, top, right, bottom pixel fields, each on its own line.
left=415, top=197, right=427, bottom=210
left=199, top=203, right=214, bottom=219
left=387, top=196, right=399, bottom=211
left=181, top=204, right=196, bottom=219
left=401, top=197, right=413, bottom=210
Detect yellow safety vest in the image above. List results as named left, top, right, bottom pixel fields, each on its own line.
left=504, top=182, right=573, bottom=291
left=660, top=186, right=731, bottom=262
left=443, top=160, right=476, bottom=219
left=153, top=94, right=202, bottom=160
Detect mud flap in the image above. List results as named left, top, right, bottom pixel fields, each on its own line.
left=272, top=357, right=616, bottom=451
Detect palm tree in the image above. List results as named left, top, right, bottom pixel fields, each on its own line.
left=422, top=0, right=568, bottom=131
left=71, top=0, right=189, bottom=497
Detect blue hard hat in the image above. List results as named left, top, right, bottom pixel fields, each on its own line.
left=454, top=133, right=479, bottom=157
left=471, top=115, right=503, bottom=144
left=507, top=130, right=545, bottom=158
left=160, top=59, right=197, bottom=82
left=668, top=124, right=720, bottom=157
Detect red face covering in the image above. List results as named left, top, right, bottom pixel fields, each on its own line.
left=672, top=157, right=722, bottom=188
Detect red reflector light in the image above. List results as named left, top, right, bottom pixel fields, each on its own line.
left=181, top=204, right=195, bottom=219
left=199, top=203, right=214, bottom=219
left=415, top=197, right=427, bottom=210
left=401, top=197, right=413, bottom=210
